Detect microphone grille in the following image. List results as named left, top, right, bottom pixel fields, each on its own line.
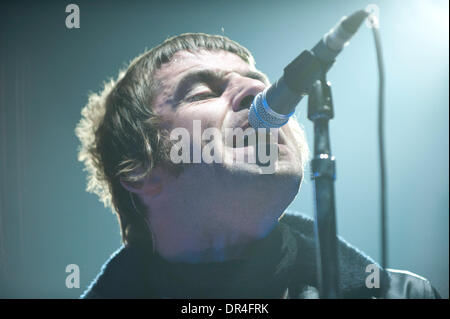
left=248, top=92, right=290, bottom=129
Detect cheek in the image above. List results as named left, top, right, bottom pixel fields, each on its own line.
left=172, top=101, right=227, bottom=131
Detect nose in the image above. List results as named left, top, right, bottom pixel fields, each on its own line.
left=227, top=75, right=266, bottom=112
left=238, top=95, right=255, bottom=111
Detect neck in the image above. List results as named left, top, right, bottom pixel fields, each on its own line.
left=139, top=165, right=290, bottom=263
left=144, top=197, right=280, bottom=263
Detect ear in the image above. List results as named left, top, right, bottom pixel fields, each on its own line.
left=120, top=173, right=163, bottom=198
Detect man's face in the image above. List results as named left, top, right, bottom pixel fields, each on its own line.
left=146, top=49, right=306, bottom=238
left=153, top=49, right=304, bottom=178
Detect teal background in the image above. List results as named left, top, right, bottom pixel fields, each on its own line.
left=0, top=0, right=448, bottom=298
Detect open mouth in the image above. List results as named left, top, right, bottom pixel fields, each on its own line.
left=231, top=129, right=282, bottom=148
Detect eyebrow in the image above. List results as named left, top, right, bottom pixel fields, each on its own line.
left=173, top=69, right=269, bottom=102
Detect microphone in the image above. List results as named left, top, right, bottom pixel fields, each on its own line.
left=248, top=9, right=369, bottom=129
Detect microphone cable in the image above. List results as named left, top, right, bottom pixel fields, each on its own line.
left=367, top=6, right=387, bottom=269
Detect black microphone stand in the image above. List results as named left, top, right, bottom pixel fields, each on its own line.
left=308, top=76, right=340, bottom=299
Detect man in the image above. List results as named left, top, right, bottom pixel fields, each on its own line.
left=76, top=33, right=439, bottom=298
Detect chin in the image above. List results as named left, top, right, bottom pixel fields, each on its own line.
left=220, top=155, right=303, bottom=199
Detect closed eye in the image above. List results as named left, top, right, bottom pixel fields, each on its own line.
left=186, top=92, right=218, bottom=102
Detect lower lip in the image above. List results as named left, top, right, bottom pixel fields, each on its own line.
left=234, top=143, right=289, bottom=152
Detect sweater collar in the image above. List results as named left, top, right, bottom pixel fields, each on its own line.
left=81, top=212, right=386, bottom=299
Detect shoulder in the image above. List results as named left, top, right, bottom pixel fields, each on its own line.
left=280, top=211, right=440, bottom=299
left=80, top=244, right=152, bottom=299
left=80, top=246, right=126, bottom=299
left=383, top=269, right=441, bottom=299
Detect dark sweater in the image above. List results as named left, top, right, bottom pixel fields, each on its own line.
left=81, top=212, right=440, bottom=299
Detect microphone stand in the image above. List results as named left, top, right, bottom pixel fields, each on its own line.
left=308, top=76, right=340, bottom=299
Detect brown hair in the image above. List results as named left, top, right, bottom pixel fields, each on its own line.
left=75, top=33, right=256, bottom=245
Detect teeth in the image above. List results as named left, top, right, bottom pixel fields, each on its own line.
left=244, top=135, right=249, bottom=147
left=227, top=128, right=279, bottom=148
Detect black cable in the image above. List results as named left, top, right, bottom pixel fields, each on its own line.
left=370, top=16, right=387, bottom=269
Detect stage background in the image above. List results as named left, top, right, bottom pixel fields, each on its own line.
left=0, top=0, right=448, bottom=298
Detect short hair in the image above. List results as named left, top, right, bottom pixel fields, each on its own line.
left=75, top=33, right=308, bottom=245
